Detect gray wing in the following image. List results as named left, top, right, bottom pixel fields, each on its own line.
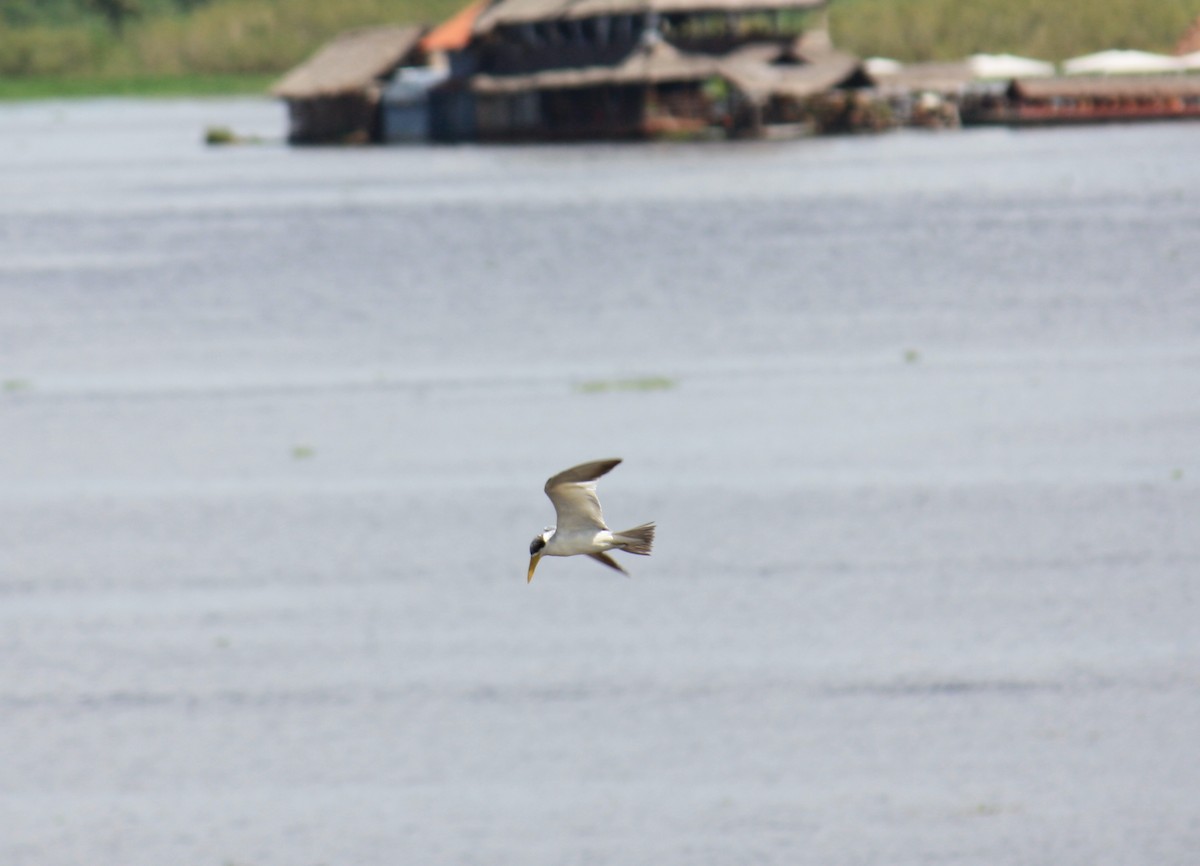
left=588, top=551, right=629, bottom=575
left=544, top=458, right=622, bottom=534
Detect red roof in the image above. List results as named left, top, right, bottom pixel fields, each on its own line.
left=420, top=0, right=487, bottom=53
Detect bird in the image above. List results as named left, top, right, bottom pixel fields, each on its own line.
left=527, top=458, right=655, bottom=583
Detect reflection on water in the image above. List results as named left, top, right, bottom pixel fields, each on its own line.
left=1, top=99, right=1199, bottom=866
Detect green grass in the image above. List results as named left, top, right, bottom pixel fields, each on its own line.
left=0, top=72, right=275, bottom=100
left=830, top=0, right=1200, bottom=62
left=0, top=0, right=463, bottom=82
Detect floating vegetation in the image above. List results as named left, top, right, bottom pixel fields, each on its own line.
left=205, top=125, right=236, bottom=145
left=902, top=348, right=921, bottom=365
left=204, top=126, right=266, bottom=146
left=575, top=376, right=677, bottom=394
left=2, top=378, right=31, bottom=393
left=1171, top=468, right=1184, bottom=482
left=291, top=445, right=315, bottom=460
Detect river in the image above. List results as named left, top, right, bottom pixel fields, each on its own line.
left=1, top=98, right=1198, bottom=865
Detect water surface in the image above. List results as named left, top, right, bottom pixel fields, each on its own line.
left=1, top=99, right=1198, bottom=866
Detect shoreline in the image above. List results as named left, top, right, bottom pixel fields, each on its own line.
left=0, top=73, right=275, bottom=102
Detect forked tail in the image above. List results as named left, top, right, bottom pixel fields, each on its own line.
left=614, top=522, right=655, bottom=556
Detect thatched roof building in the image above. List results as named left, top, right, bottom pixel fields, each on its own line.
left=964, top=74, right=1200, bottom=126
left=470, top=39, right=861, bottom=97
left=464, top=36, right=867, bottom=139
left=437, top=0, right=859, bottom=140
left=1008, top=75, right=1200, bottom=101
left=273, top=26, right=426, bottom=143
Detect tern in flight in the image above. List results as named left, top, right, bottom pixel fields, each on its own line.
left=527, top=458, right=655, bottom=582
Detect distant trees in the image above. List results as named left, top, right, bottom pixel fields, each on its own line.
left=0, top=0, right=215, bottom=33
left=0, top=0, right=84, bottom=26
left=88, top=0, right=142, bottom=32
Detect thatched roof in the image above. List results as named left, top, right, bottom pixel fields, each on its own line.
left=869, top=61, right=974, bottom=95
left=723, top=45, right=868, bottom=103
left=1009, top=75, right=1200, bottom=100
left=273, top=26, right=425, bottom=99
left=475, top=0, right=827, bottom=33
left=471, top=37, right=864, bottom=101
left=472, top=38, right=721, bottom=92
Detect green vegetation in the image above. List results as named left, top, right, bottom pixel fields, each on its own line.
left=203, top=123, right=268, bottom=144
left=0, top=0, right=1198, bottom=95
left=829, top=0, right=1200, bottom=62
left=204, top=123, right=235, bottom=143
left=0, top=72, right=272, bottom=99
left=575, top=376, right=677, bottom=394
left=0, top=0, right=463, bottom=83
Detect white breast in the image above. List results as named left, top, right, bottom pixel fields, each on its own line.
left=545, top=529, right=615, bottom=557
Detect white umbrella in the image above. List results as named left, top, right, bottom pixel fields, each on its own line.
left=1063, top=49, right=1183, bottom=75
left=967, top=53, right=1056, bottom=79
left=1177, top=50, right=1200, bottom=71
